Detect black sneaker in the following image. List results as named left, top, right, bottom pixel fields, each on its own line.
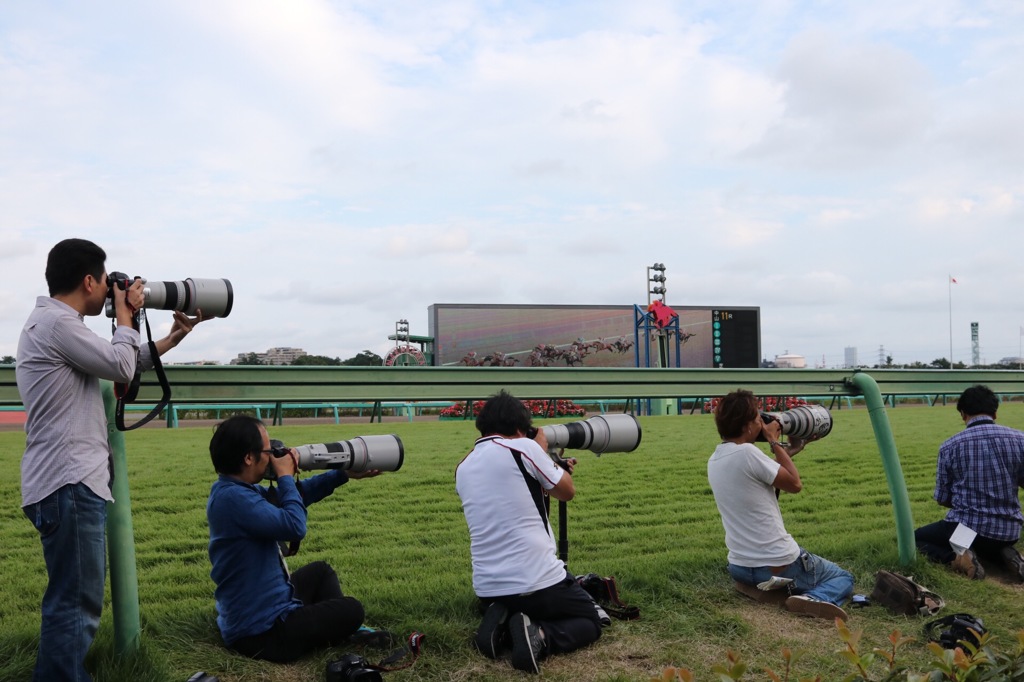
left=508, top=612, right=545, bottom=674
left=474, top=602, right=510, bottom=659
left=1000, top=546, right=1024, bottom=583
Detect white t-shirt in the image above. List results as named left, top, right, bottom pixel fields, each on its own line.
left=707, top=441, right=800, bottom=567
left=455, top=435, right=567, bottom=597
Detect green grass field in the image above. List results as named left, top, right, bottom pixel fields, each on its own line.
left=1, top=404, right=1023, bottom=682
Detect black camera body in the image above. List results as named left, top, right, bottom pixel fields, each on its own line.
left=106, top=271, right=135, bottom=295
left=326, top=654, right=382, bottom=682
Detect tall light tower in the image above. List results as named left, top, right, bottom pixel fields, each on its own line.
left=646, top=263, right=672, bottom=416
left=647, top=263, right=667, bottom=306
left=971, top=322, right=979, bottom=367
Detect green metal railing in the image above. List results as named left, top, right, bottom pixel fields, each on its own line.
left=2, top=365, right=1023, bottom=652
left=6, top=365, right=1023, bottom=405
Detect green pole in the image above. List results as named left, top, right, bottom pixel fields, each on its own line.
left=846, top=371, right=917, bottom=565
left=101, top=382, right=142, bottom=654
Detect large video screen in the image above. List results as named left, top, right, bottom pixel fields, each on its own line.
left=427, top=304, right=760, bottom=368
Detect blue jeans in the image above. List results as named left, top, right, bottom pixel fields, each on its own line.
left=727, top=548, right=853, bottom=607
left=23, top=483, right=108, bottom=682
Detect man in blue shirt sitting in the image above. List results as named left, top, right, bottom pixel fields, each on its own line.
left=207, top=415, right=378, bottom=661
left=915, top=385, right=1024, bottom=581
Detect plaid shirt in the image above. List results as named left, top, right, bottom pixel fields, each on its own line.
left=935, top=416, right=1024, bottom=541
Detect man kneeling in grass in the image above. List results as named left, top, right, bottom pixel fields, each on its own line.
left=456, top=390, right=603, bottom=674
left=707, top=389, right=854, bottom=621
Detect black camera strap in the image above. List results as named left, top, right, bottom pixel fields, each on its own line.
left=115, top=310, right=172, bottom=431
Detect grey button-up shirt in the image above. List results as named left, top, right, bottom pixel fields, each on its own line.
left=16, top=296, right=152, bottom=507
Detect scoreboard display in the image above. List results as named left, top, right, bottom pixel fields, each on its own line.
left=711, top=309, right=761, bottom=368
left=428, top=304, right=761, bottom=368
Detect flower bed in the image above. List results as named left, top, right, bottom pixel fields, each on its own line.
left=439, top=399, right=586, bottom=420
left=702, top=396, right=811, bottom=413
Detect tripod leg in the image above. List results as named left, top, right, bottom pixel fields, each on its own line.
left=558, top=500, right=569, bottom=564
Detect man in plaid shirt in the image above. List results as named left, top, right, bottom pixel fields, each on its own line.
left=915, top=385, right=1024, bottom=581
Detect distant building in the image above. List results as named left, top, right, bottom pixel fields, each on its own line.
left=231, top=347, right=308, bottom=365
left=844, top=346, right=858, bottom=369
left=998, top=356, right=1024, bottom=367
left=774, top=353, right=806, bottom=369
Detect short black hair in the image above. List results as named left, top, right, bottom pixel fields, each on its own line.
left=715, top=389, right=759, bottom=439
left=45, top=238, right=107, bottom=296
left=476, top=390, right=533, bottom=437
left=957, top=385, right=999, bottom=418
left=209, top=415, right=265, bottom=475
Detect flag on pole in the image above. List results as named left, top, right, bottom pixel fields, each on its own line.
left=950, top=276, right=958, bottom=284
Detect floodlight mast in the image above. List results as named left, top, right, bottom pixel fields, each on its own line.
left=646, top=263, right=667, bottom=307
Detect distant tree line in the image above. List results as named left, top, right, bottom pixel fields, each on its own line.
left=233, top=350, right=384, bottom=366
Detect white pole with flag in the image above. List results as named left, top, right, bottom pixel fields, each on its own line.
left=948, top=275, right=956, bottom=367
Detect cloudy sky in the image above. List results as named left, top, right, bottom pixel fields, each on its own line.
left=2, top=1, right=1022, bottom=368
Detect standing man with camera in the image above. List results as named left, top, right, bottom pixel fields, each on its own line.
left=455, top=390, right=602, bottom=675
left=206, top=415, right=376, bottom=662
left=707, top=389, right=854, bottom=621
left=16, top=237, right=209, bottom=682
left=915, top=384, right=1024, bottom=581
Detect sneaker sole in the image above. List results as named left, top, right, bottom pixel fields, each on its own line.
left=951, top=551, right=986, bottom=580
left=474, top=602, right=509, bottom=659
left=508, top=613, right=540, bottom=674
left=785, top=596, right=848, bottom=622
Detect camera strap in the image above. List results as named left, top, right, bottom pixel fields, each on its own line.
left=369, top=631, right=426, bottom=672
left=115, top=310, right=172, bottom=431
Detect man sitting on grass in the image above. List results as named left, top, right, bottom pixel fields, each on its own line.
left=206, top=415, right=380, bottom=661
left=455, top=390, right=602, bottom=674
left=707, top=389, right=854, bottom=621
left=915, top=384, right=1024, bottom=582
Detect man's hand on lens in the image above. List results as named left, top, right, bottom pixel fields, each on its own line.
left=126, top=278, right=145, bottom=311
left=761, top=420, right=782, bottom=443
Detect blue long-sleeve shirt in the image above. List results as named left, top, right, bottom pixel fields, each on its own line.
left=207, top=469, right=348, bottom=644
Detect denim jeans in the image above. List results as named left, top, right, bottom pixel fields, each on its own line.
left=727, top=548, right=853, bottom=607
left=23, top=483, right=107, bottom=682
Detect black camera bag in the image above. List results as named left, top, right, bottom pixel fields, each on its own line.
left=576, top=573, right=640, bottom=620
left=924, top=613, right=986, bottom=649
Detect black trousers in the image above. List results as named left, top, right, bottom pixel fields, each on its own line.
left=489, top=570, right=602, bottom=655
left=231, top=561, right=365, bottom=663
left=915, top=520, right=1017, bottom=565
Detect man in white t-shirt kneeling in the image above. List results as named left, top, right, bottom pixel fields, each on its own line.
left=707, top=389, right=854, bottom=621
left=456, top=390, right=602, bottom=674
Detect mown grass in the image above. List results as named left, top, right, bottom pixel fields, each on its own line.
left=1, top=404, right=1023, bottom=682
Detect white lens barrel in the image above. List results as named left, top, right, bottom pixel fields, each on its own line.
left=766, top=405, right=833, bottom=440
left=541, top=413, right=641, bottom=454
left=294, top=435, right=404, bottom=473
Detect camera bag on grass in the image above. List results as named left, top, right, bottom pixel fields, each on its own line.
left=869, top=570, right=944, bottom=616
left=576, top=573, right=640, bottom=621
left=924, top=613, right=986, bottom=649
